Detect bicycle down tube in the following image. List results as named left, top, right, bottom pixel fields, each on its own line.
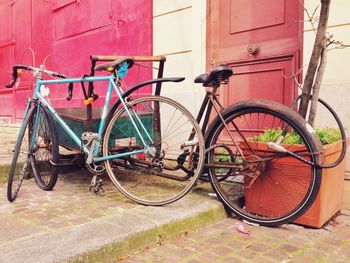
left=35, top=75, right=150, bottom=163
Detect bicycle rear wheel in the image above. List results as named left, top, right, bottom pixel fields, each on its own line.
left=103, top=96, right=205, bottom=206
left=30, top=105, right=59, bottom=190
left=7, top=107, right=35, bottom=202
left=206, top=99, right=322, bottom=226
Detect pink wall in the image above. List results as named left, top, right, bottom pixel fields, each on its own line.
left=0, top=0, right=152, bottom=123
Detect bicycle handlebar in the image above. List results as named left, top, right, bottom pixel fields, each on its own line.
left=5, top=64, right=67, bottom=89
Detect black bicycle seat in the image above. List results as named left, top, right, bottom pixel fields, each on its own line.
left=194, top=65, right=233, bottom=87
left=94, top=57, right=134, bottom=72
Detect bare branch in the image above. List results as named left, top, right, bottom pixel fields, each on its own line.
left=301, top=0, right=320, bottom=34
left=325, top=33, right=350, bottom=50
left=284, top=66, right=306, bottom=91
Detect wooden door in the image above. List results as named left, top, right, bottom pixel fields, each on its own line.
left=0, top=0, right=33, bottom=123
left=207, top=0, right=304, bottom=107
left=0, top=0, right=152, bottom=123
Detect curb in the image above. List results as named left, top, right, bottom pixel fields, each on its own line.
left=68, top=205, right=227, bottom=263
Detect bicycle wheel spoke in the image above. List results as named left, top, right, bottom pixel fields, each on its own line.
left=207, top=101, right=321, bottom=226
left=103, top=96, right=204, bottom=206
left=30, top=106, right=59, bottom=190
left=7, top=108, right=33, bottom=202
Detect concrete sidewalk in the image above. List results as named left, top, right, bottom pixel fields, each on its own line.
left=2, top=173, right=350, bottom=263
left=119, top=182, right=350, bottom=262
left=0, top=171, right=226, bottom=263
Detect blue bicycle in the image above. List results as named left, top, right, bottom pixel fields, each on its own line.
left=5, top=57, right=205, bottom=205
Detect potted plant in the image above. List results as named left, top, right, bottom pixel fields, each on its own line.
left=278, top=0, right=349, bottom=227
left=240, top=128, right=347, bottom=228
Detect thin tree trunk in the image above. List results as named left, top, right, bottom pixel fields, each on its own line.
left=298, top=0, right=331, bottom=119
left=308, top=47, right=327, bottom=126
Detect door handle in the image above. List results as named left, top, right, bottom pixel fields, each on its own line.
left=247, top=44, right=259, bottom=55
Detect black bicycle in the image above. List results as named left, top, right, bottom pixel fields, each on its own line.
left=193, top=65, right=346, bottom=226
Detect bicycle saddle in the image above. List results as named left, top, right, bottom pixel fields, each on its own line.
left=194, top=65, right=233, bottom=88
left=94, top=57, right=134, bottom=72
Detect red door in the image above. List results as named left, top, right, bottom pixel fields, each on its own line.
left=0, top=0, right=33, bottom=123
left=207, top=0, right=304, bottom=107
left=0, top=0, right=152, bottom=123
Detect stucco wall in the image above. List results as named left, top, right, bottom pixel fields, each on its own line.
left=153, top=0, right=206, bottom=116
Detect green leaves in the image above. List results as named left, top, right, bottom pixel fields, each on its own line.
left=249, top=127, right=341, bottom=145
left=315, top=127, right=342, bottom=145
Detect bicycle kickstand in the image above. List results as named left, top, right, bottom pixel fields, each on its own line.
left=89, top=174, right=105, bottom=195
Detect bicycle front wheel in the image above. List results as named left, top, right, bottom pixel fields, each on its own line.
left=7, top=107, right=35, bottom=202
left=206, top=99, right=322, bottom=226
left=29, top=105, right=59, bottom=190
left=103, top=96, right=205, bottom=206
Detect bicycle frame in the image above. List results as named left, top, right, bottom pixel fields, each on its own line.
left=28, top=74, right=153, bottom=163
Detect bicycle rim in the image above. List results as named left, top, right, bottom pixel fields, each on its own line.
left=7, top=107, right=35, bottom=202
left=207, top=100, right=322, bottom=226
left=103, top=96, right=205, bottom=205
left=30, top=105, right=59, bottom=190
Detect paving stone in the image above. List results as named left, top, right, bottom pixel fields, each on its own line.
left=1, top=125, right=350, bottom=262
left=0, top=169, right=226, bottom=263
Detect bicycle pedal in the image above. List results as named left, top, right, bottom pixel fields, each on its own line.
left=89, top=176, right=104, bottom=195
left=89, top=185, right=105, bottom=195
left=89, top=184, right=105, bottom=195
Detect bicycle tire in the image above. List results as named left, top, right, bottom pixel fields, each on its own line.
left=30, top=105, right=59, bottom=190
left=292, top=95, right=347, bottom=169
left=206, top=99, right=322, bottom=226
left=7, top=106, right=35, bottom=202
left=103, top=96, right=205, bottom=206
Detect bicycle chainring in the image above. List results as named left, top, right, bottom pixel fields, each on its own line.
left=86, top=161, right=106, bottom=175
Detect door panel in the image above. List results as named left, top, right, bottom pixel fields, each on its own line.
left=0, top=2, right=11, bottom=43
left=225, top=55, right=296, bottom=106
left=0, top=3, right=12, bottom=89
left=12, top=0, right=32, bottom=85
left=230, top=0, right=285, bottom=34
left=53, top=0, right=113, bottom=40
left=207, top=0, right=303, bottom=106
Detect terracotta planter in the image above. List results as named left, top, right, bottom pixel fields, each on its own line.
left=293, top=139, right=348, bottom=228
left=240, top=139, right=347, bottom=228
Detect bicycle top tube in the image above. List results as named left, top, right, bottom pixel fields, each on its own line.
left=38, top=75, right=112, bottom=86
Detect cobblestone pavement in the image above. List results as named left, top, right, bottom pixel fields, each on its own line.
left=0, top=171, right=216, bottom=234
left=0, top=172, right=137, bottom=230
left=0, top=125, right=18, bottom=165
left=0, top=169, right=223, bottom=263
left=118, top=182, right=350, bottom=263
left=2, top=124, right=350, bottom=262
